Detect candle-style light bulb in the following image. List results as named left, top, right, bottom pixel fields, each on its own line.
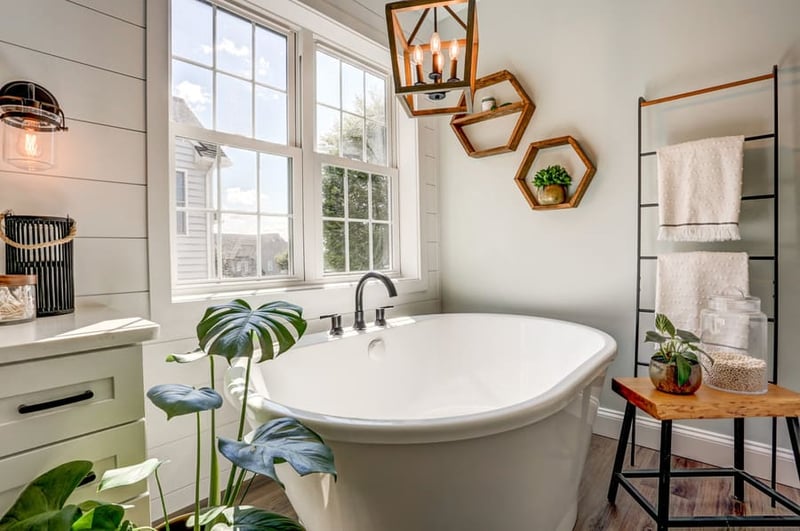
left=448, top=40, right=460, bottom=81
left=449, top=39, right=460, bottom=61
left=430, top=32, right=441, bottom=55
left=434, top=52, right=444, bottom=81
left=411, top=45, right=425, bottom=84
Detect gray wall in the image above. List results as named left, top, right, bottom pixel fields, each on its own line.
left=437, top=0, right=800, bottom=444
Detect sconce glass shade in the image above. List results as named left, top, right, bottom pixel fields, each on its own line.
left=386, top=0, right=478, bottom=118
left=0, top=81, right=67, bottom=171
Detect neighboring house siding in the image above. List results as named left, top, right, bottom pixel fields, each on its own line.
left=175, top=137, right=211, bottom=281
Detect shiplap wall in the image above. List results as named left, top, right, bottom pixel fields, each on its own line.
left=3, top=0, right=442, bottom=522
left=0, top=0, right=148, bottom=317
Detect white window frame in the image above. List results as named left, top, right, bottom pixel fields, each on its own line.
left=147, top=0, right=430, bottom=325
left=305, top=41, right=400, bottom=279
left=169, top=0, right=303, bottom=290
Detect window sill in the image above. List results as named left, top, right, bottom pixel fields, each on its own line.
left=171, top=274, right=427, bottom=305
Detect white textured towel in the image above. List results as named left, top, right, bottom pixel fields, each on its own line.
left=657, top=135, right=745, bottom=242
left=655, top=252, right=749, bottom=336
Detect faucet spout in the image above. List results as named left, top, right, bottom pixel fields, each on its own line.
left=354, top=271, right=397, bottom=330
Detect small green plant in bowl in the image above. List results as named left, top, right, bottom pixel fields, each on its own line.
left=645, top=313, right=712, bottom=394
left=532, top=165, right=572, bottom=205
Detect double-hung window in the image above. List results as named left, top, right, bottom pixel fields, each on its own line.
left=168, top=0, right=401, bottom=294
left=314, top=49, right=397, bottom=276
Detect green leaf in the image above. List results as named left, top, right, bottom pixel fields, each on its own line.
left=682, top=352, right=699, bottom=364
left=675, top=329, right=700, bottom=343
left=644, top=331, right=667, bottom=344
left=147, top=385, right=222, bottom=420
left=196, top=300, right=307, bottom=363
left=218, top=418, right=336, bottom=487
left=655, top=314, right=675, bottom=337
left=2, top=507, right=80, bottom=531
left=71, top=504, right=124, bottom=530
left=98, top=459, right=163, bottom=492
left=224, top=507, right=304, bottom=531
left=186, top=506, right=228, bottom=527
left=675, top=354, right=692, bottom=386
left=0, top=461, right=92, bottom=531
left=532, top=164, right=572, bottom=188
left=166, top=349, right=208, bottom=363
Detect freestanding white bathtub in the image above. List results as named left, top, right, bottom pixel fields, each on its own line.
left=225, top=313, right=617, bottom=531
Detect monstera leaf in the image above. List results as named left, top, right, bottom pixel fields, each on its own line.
left=196, top=299, right=307, bottom=362
left=147, top=384, right=223, bottom=419
left=0, top=461, right=92, bottom=531
left=218, top=418, right=336, bottom=486
left=225, top=507, right=305, bottom=531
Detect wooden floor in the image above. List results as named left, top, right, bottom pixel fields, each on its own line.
left=242, top=434, right=800, bottom=530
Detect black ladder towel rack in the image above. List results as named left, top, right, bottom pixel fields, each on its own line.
left=632, top=65, right=780, bottom=494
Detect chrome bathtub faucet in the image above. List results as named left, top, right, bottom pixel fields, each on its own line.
left=354, top=271, right=397, bottom=330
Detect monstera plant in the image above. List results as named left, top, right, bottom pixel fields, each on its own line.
left=0, top=300, right=335, bottom=531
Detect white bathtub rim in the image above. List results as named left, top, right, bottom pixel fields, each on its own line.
left=225, top=313, right=617, bottom=444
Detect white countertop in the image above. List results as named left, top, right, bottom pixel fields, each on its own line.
left=0, top=306, right=159, bottom=365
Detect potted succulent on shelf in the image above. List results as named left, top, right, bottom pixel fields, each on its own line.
left=532, top=164, right=572, bottom=205
left=645, top=313, right=712, bottom=395
left=0, top=299, right=335, bottom=531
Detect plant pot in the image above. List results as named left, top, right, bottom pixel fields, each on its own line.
left=536, top=184, right=567, bottom=205
left=649, top=358, right=702, bottom=394
left=156, top=513, right=191, bottom=531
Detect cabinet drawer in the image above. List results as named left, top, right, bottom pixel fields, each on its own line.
left=0, top=420, right=148, bottom=521
left=0, top=345, right=144, bottom=456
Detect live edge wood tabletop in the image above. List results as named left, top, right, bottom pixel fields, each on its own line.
left=612, top=377, right=800, bottom=420
left=609, top=377, right=800, bottom=530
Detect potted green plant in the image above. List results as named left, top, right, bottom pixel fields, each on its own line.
left=532, top=164, right=572, bottom=205
left=0, top=299, right=335, bottom=531
left=645, top=313, right=711, bottom=395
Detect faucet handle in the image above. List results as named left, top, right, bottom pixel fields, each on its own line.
left=320, top=313, right=343, bottom=336
left=374, top=306, right=394, bottom=327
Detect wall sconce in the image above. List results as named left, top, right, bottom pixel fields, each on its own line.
left=0, top=81, right=68, bottom=171
left=386, top=0, right=478, bottom=118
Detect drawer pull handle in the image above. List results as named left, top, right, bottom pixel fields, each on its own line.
left=78, top=471, right=97, bottom=488
left=18, top=390, right=95, bottom=414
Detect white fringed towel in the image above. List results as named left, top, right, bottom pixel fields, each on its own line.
left=655, top=252, right=749, bottom=336
left=657, top=135, right=745, bottom=242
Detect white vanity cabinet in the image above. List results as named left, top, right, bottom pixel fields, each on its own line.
left=0, top=312, right=158, bottom=526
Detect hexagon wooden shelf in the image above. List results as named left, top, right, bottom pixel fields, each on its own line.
left=449, top=70, right=535, bottom=158
left=514, top=136, right=596, bottom=211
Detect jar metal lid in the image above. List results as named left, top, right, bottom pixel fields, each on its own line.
left=0, top=274, right=37, bottom=286
left=481, top=96, right=495, bottom=101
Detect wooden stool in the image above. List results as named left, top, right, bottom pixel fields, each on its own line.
left=607, top=377, right=800, bottom=530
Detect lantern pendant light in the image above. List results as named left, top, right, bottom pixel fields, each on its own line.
left=386, top=0, right=478, bottom=118
left=0, top=81, right=68, bottom=171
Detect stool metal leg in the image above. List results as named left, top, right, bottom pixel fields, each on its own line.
left=734, top=417, right=745, bottom=502
left=608, top=402, right=636, bottom=504
left=657, top=419, right=672, bottom=531
left=786, top=417, right=800, bottom=483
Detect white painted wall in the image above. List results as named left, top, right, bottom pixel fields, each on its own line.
left=438, top=0, right=800, bottom=460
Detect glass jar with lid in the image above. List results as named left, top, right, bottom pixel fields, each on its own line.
left=699, top=291, right=768, bottom=394
left=0, top=274, right=37, bottom=325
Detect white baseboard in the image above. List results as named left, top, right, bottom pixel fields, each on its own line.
left=593, top=407, right=800, bottom=489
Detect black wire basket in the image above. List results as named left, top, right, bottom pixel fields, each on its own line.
left=2, top=214, right=75, bottom=316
